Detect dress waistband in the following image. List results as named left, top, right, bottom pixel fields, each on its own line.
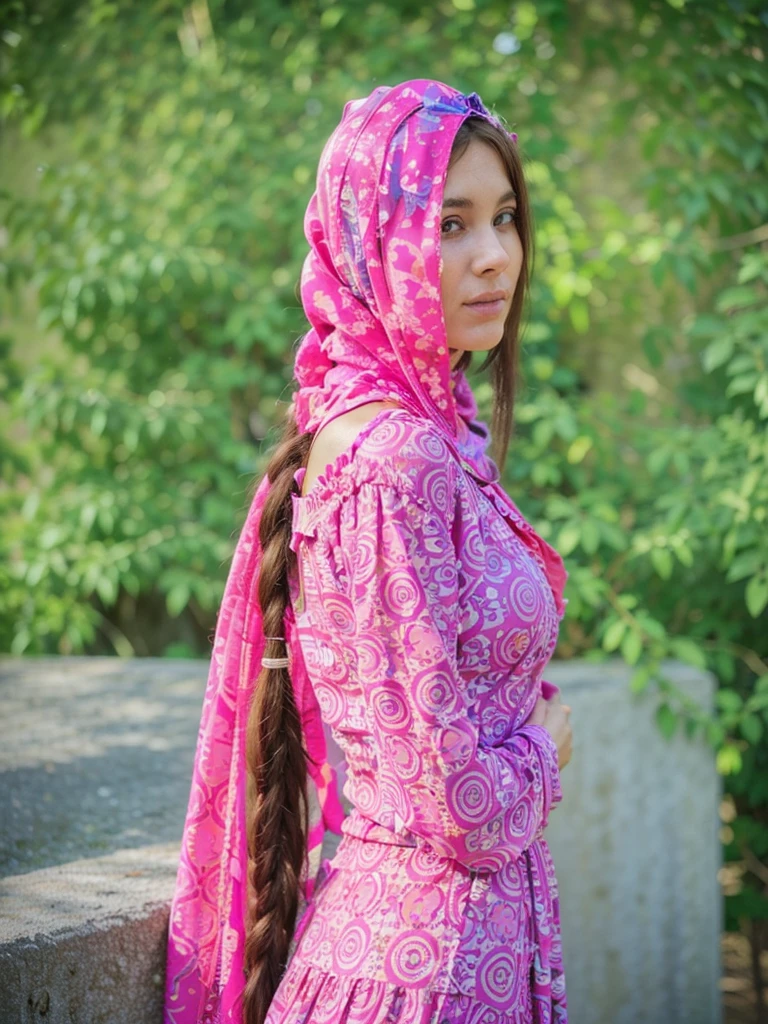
left=339, top=809, right=419, bottom=849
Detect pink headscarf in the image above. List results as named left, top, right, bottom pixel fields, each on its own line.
left=163, top=79, right=567, bottom=1024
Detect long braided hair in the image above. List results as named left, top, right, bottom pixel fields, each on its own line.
left=242, top=414, right=312, bottom=1024
left=241, top=111, right=533, bottom=1024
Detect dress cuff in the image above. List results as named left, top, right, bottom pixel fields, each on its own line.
left=523, top=722, right=563, bottom=810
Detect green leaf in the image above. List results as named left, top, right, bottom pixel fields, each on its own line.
left=647, top=449, right=670, bottom=476
left=166, top=584, right=190, bottom=618
left=95, top=574, right=117, bottom=605
left=650, top=547, right=673, bottom=580
left=621, top=628, right=643, bottom=666
left=726, top=548, right=763, bottom=583
left=638, top=615, right=666, bottom=642
left=675, top=543, right=694, bottom=568
left=642, top=329, right=663, bottom=368
left=746, top=691, right=768, bottom=713
left=707, top=720, right=726, bottom=748
left=603, top=619, right=627, bottom=652
left=566, top=435, right=593, bottom=465
left=11, top=627, right=32, bottom=656
left=717, top=690, right=743, bottom=713
left=746, top=575, right=768, bottom=618
left=557, top=524, right=581, bottom=557
left=581, top=520, right=600, bottom=555
left=716, top=286, right=759, bottom=312
left=630, top=666, right=651, bottom=694
left=716, top=744, right=743, bottom=776
left=740, top=714, right=764, bottom=745
left=702, top=336, right=734, bottom=373
left=670, top=637, right=708, bottom=670
left=688, top=314, right=725, bottom=340
left=569, top=299, right=589, bottom=335
left=91, top=407, right=108, bottom=436
left=726, top=372, right=758, bottom=398
left=656, top=702, right=677, bottom=740
left=80, top=503, right=98, bottom=531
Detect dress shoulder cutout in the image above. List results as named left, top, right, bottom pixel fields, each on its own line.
left=293, top=407, right=462, bottom=528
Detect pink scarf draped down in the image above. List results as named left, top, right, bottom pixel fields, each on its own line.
left=163, top=79, right=568, bottom=1024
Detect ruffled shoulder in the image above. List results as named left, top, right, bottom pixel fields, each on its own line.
left=291, top=408, right=461, bottom=544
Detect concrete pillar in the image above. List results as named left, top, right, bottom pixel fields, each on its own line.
left=544, top=658, right=722, bottom=1024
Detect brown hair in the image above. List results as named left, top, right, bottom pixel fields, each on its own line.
left=448, top=115, right=534, bottom=470
left=241, top=114, right=532, bottom=1024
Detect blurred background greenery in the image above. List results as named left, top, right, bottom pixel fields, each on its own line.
left=1, top=0, right=767, bottom=989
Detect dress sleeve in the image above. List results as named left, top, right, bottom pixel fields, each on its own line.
left=337, top=451, right=562, bottom=874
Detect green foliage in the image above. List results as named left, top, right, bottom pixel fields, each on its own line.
left=1, top=0, right=767, bottom=931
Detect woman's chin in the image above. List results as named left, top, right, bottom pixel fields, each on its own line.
left=448, top=332, right=505, bottom=357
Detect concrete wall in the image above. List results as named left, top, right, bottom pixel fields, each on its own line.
left=0, top=656, right=721, bottom=1024
left=0, top=656, right=201, bottom=1024
left=543, top=660, right=722, bottom=1024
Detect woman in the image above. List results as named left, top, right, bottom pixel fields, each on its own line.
left=164, top=79, right=572, bottom=1024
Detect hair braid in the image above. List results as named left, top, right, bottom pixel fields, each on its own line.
left=242, top=411, right=313, bottom=1024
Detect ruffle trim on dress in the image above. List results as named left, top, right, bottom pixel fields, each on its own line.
left=293, top=407, right=411, bottom=505
left=265, top=961, right=537, bottom=1024
left=291, top=408, right=437, bottom=540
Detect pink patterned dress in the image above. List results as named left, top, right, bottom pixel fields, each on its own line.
left=264, top=405, right=567, bottom=1024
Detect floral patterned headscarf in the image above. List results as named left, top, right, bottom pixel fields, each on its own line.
left=292, top=81, right=513, bottom=448
left=164, top=79, right=566, bottom=1024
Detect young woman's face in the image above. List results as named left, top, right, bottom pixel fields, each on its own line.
left=439, top=138, right=523, bottom=369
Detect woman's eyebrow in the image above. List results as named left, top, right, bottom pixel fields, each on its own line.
left=442, top=188, right=517, bottom=209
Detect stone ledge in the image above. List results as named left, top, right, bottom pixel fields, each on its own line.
left=0, top=842, right=179, bottom=1024
left=0, top=655, right=722, bottom=1024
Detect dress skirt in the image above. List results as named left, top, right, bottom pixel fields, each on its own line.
left=264, top=826, right=566, bottom=1024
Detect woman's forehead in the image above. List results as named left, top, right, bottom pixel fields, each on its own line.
left=443, top=140, right=513, bottom=203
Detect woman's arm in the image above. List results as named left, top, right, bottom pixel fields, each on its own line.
left=336, top=460, right=562, bottom=873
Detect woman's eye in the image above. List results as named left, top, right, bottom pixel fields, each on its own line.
left=442, top=210, right=518, bottom=235
left=441, top=218, right=462, bottom=235
left=496, top=208, right=518, bottom=226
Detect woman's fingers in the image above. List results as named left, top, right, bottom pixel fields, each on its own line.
left=529, top=696, right=549, bottom=726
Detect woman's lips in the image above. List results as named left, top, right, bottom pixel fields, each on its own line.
left=463, top=297, right=506, bottom=317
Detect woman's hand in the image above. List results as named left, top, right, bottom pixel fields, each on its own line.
left=530, top=692, right=573, bottom=771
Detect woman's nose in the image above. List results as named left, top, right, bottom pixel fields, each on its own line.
left=470, top=228, right=511, bottom=276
